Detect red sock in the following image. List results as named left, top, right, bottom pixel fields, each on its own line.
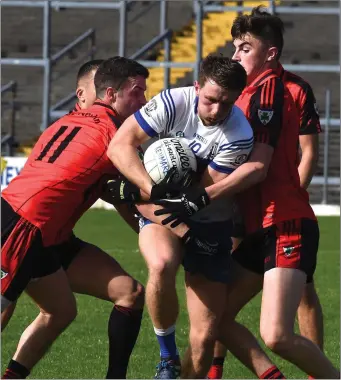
left=260, top=365, right=285, bottom=379
left=207, top=357, right=225, bottom=379
left=207, top=364, right=223, bottom=379
left=308, top=376, right=315, bottom=379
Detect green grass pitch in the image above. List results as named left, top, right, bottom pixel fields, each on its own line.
left=1, top=210, right=340, bottom=378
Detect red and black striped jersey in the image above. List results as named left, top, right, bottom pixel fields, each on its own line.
left=2, top=101, right=121, bottom=246
left=235, top=69, right=316, bottom=233
left=276, top=63, right=321, bottom=135
left=73, top=102, right=81, bottom=112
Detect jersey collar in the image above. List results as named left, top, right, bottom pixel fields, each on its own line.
left=194, top=96, right=199, bottom=114
left=275, top=62, right=285, bottom=79
left=93, top=100, right=119, bottom=116
left=248, top=68, right=279, bottom=88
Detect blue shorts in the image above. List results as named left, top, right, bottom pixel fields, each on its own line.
left=139, top=217, right=233, bottom=284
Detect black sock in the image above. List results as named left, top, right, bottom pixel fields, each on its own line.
left=3, top=359, right=30, bottom=379
left=212, top=356, right=225, bottom=366
left=106, top=305, right=143, bottom=379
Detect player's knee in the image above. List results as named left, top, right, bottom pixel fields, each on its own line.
left=190, top=324, right=217, bottom=353
left=148, top=255, right=179, bottom=279
left=41, top=301, right=77, bottom=331
left=115, top=280, right=145, bottom=309
left=261, top=328, right=292, bottom=355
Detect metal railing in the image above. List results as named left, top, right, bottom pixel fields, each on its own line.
left=1, top=0, right=340, bottom=204
left=194, top=0, right=340, bottom=77
left=50, top=92, right=77, bottom=121
left=49, top=0, right=176, bottom=120
left=1, top=81, right=18, bottom=156
left=131, top=29, right=173, bottom=90
left=1, top=27, right=96, bottom=131
left=49, top=28, right=96, bottom=120
left=1, top=0, right=129, bottom=131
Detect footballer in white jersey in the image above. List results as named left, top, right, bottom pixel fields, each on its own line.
left=135, top=86, right=253, bottom=222
left=107, top=56, right=252, bottom=379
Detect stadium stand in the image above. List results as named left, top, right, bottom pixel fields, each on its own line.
left=1, top=2, right=194, bottom=146
left=1, top=1, right=339, bottom=204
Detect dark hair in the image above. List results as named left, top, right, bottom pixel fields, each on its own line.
left=94, top=56, right=149, bottom=98
left=199, top=55, right=247, bottom=93
left=76, top=59, right=104, bottom=85
left=231, top=5, right=284, bottom=59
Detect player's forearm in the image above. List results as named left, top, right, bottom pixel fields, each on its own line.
left=298, top=134, right=319, bottom=189
left=136, top=203, right=189, bottom=238
left=205, top=161, right=266, bottom=200
left=298, top=152, right=318, bottom=189
left=108, top=144, right=153, bottom=196
left=115, top=203, right=139, bottom=234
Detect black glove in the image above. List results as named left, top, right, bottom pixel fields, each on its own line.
left=104, top=177, right=141, bottom=204
left=149, top=167, right=194, bottom=201
left=181, top=228, right=221, bottom=256
left=154, top=186, right=210, bottom=228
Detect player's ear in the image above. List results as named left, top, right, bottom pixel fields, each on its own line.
left=76, top=87, right=84, bottom=102
left=194, top=80, right=201, bottom=95
left=106, top=87, right=117, bottom=103
left=267, top=46, right=278, bottom=62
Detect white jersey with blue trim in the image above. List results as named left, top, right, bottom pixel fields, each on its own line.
left=135, top=86, right=253, bottom=222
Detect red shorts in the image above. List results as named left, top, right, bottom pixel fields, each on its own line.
left=231, top=218, right=319, bottom=280
left=1, top=198, right=86, bottom=303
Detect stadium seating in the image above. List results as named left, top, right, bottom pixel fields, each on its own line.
left=146, top=1, right=240, bottom=99
left=1, top=2, right=194, bottom=146
left=1, top=1, right=339, bottom=203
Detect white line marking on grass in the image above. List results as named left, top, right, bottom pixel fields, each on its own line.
left=104, top=248, right=140, bottom=254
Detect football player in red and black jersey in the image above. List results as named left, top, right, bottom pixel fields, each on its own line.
left=208, top=7, right=323, bottom=379
left=1, top=59, right=105, bottom=333
left=1, top=57, right=148, bottom=379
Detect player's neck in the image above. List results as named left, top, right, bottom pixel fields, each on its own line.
left=247, top=61, right=278, bottom=86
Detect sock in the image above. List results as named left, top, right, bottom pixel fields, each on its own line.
left=154, top=325, right=179, bottom=360
left=308, top=377, right=315, bottom=379
left=106, top=305, right=143, bottom=379
left=207, top=357, right=225, bottom=379
left=260, top=365, right=285, bottom=379
left=3, top=359, right=30, bottom=379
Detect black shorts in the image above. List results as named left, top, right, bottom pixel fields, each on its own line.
left=56, top=234, right=87, bottom=272
left=231, top=201, right=245, bottom=239
left=139, top=217, right=234, bottom=283
left=182, top=220, right=234, bottom=284
left=232, top=218, right=319, bottom=280
left=1, top=197, right=86, bottom=302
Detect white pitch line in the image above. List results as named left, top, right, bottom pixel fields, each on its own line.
left=104, top=248, right=140, bottom=254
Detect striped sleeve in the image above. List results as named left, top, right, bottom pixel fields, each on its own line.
left=134, top=89, right=179, bottom=137
left=298, top=84, right=322, bottom=135
left=249, top=77, right=284, bottom=148
left=210, top=135, right=254, bottom=173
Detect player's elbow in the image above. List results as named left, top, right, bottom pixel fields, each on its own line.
left=107, top=146, right=116, bottom=165
left=253, top=161, right=269, bottom=183
left=308, top=150, right=319, bottom=167
left=302, top=146, right=319, bottom=162
left=107, top=139, right=121, bottom=166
